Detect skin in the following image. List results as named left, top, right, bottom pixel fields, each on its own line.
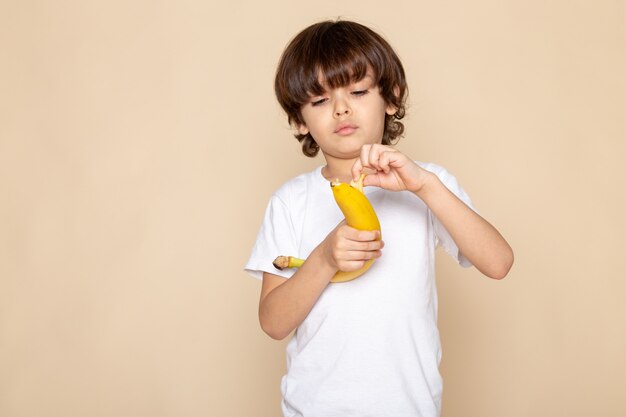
left=258, top=75, right=514, bottom=340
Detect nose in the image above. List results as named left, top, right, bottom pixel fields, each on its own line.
left=333, top=99, right=351, bottom=118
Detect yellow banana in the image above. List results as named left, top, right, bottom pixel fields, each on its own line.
left=273, top=174, right=381, bottom=283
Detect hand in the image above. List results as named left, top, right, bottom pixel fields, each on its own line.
left=351, top=144, right=431, bottom=193
left=319, top=220, right=383, bottom=274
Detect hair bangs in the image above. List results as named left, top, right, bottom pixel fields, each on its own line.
left=315, top=49, right=372, bottom=91
left=299, top=37, right=378, bottom=99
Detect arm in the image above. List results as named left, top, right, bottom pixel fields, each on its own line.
left=259, top=223, right=383, bottom=340
left=352, top=144, right=514, bottom=280
left=415, top=172, right=513, bottom=279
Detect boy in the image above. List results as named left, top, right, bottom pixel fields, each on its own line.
left=245, top=19, right=513, bottom=417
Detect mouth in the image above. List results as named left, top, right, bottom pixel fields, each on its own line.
left=334, top=123, right=358, bottom=136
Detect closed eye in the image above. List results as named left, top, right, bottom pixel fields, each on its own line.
left=311, top=97, right=328, bottom=106
left=352, top=89, right=369, bottom=96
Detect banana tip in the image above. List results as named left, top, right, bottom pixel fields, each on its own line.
left=349, top=173, right=366, bottom=193
left=272, top=256, right=289, bottom=270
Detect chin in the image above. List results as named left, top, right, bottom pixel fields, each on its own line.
left=337, top=147, right=363, bottom=158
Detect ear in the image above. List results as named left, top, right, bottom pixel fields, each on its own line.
left=294, top=123, right=309, bottom=136
left=385, top=85, right=400, bottom=116
left=386, top=103, right=398, bottom=116
left=385, top=85, right=401, bottom=116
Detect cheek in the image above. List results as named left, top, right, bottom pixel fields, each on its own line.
left=375, top=109, right=388, bottom=130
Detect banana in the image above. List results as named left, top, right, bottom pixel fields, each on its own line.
left=273, top=173, right=381, bottom=283
left=272, top=255, right=304, bottom=269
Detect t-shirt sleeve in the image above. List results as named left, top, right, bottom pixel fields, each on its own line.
left=244, top=194, right=298, bottom=280
left=428, top=165, right=476, bottom=268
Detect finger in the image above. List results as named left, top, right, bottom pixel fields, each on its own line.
left=351, top=158, right=364, bottom=183
left=347, top=249, right=383, bottom=261
left=359, top=144, right=373, bottom=171
left=379, top=150, right=399, bottom=173
left=367, top=144, right=383, bottom=171
left=337, top=260, right=367, bottom=272
left=340, top=238, right=384, bottom=252
left=362, top=172, right=381, bottom=188
left=342, top=226, right=381, bottom=242
left=347, top=239, right=385, bottom=251
left=369, top=144, right=395, bottom=171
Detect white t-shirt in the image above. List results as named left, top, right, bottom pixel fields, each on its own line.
left=245, top=162, right=474, bottom=417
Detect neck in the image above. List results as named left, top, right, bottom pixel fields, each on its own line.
left=321, top=155, right=358, bottom=184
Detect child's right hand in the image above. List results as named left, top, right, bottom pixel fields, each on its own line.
left=319, top=220, right=384, bottom=276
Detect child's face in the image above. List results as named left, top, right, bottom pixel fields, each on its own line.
left=297, top=73, right=397, bottom=161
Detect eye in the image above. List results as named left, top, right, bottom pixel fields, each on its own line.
left=351, top=89, right=369, bottom=97
left=311, top=97, right=328, bottom=106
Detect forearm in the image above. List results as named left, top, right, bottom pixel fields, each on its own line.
left=416, top=172, right=514, bottom=279
left=259, top=246, right=337, bottom=340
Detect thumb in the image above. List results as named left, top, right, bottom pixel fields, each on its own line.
left=362, top=172, right=381, bottom=188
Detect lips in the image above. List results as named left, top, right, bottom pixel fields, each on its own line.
left=334, top=122, right=358, bottom=136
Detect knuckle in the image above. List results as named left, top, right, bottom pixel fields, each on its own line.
left=357, top=230, right=371, bottom=241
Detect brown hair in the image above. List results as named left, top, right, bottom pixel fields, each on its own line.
left=274, top=20, right=408, bottom=157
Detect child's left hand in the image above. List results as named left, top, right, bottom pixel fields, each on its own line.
left=351, top=144, right=430, bottom=193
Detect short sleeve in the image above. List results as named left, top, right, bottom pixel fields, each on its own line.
left=427, top=165, right=476, bottom=268
left=244, top=194, right=298, bottom=280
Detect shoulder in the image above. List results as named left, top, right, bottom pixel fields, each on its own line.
left=416, top=160, right=473, bottom=207
left=270, top=166, right=323, bottom=207
left=415, top=161, right=452, bottom=178
left=416, top=161, right=464, bottom=186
